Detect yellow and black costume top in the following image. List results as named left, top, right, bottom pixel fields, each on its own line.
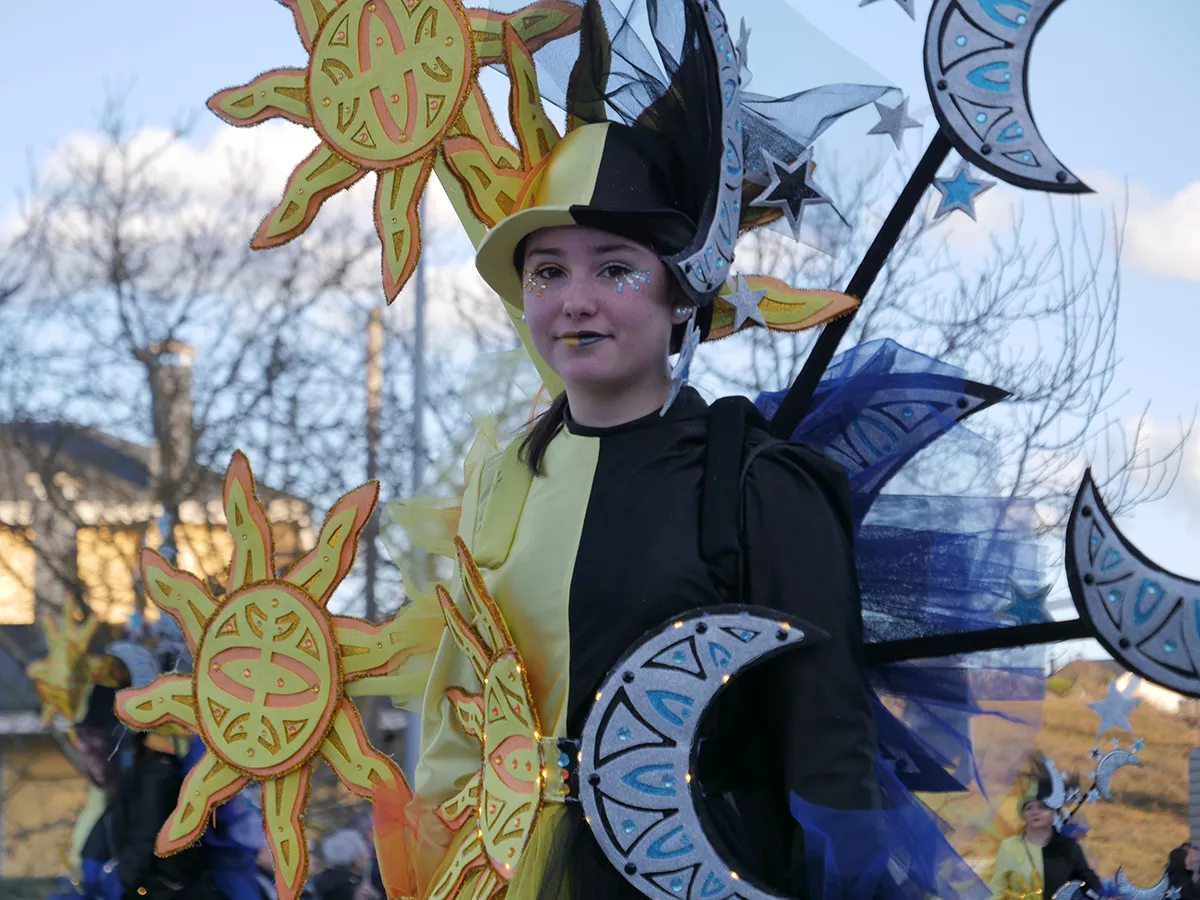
left=412, top=387, right=879, bottom=899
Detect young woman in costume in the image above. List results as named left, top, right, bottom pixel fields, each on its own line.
left=989, top=763, right=1102, bottom=900
left=398, top=0, right=1044, bottom=898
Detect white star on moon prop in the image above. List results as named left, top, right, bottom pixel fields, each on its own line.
left=859, top=0, right=915, bottom=20
left=1087, top=677, right=1142, bottom=736
left=724, top=275, right=768, bottom=330
left=868, top=96, right=922, bottom=150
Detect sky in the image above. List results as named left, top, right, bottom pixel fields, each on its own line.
left=2, top=0, right=1197, bottom=609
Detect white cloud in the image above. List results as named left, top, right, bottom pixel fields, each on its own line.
left=8, top=121, right=504, bottom=340
left=1079, top=171, right=1200, bottom=283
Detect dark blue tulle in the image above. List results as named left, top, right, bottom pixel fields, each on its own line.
left=757, top=340, right=1047, bottom=899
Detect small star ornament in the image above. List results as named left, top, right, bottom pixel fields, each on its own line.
left=1087, top=678, right=1142, bottom=737
left=858, top=0, right=916, bottom=20
left=661, top=312, right=701, bottom=415
left=868, top=96, right=922, bottom=150
left=1002, top=580, right=1051, bottom=625
left=748, top=148, right=832, bottom=241
left=724, top=275, right=768, bottom=330
left=932, top=161, right=995, bottom=221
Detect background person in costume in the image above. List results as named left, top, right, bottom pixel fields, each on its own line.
left=989, top=758, right=1101, bottom=900
left=1166, top=844, right=1199, bottom=900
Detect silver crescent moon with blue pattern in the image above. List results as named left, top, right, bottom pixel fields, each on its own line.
left=923, top=0, right=1091, bottom=193
left=1114, top=866, right=1175, bottom=900
left=577, top=606, right=813, bottom=900
left=1067, top=470, right=1200, bottom=697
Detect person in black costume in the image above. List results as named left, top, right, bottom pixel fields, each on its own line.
left=1168, top=844, right=1200, bottom=900
left=110, top=732, right=212, bottom=900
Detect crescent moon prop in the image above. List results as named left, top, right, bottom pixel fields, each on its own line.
left=577, top=606, right=817, bottom=900
left=1094, top=747, right=1142, bottom=801
left=1067, top=470, right=1200, bottom=698
left=1052, top=883, right=1086, bottom=900
left=769, top=0, right=1091, bottom=437
left=792, top=373, right=1007, bottom=522
left=1115, top=866, right=1173, bottom=900
left=923, top=0, right=1090, bottom=193
left=1042, top=755, right=1067, bottom=809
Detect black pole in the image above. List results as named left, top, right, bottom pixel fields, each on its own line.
left=770, top=129, right=955, bottom=438
left=865, top=617, right=1093, bottom=666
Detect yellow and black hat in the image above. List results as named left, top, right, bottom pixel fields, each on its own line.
left=474, top=121, right=697, bottom=313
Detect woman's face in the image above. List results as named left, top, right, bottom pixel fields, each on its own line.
left=522, top=226, right=690, bottom=398
left=1186, top=847, right=1198, bottom=869
left=1022, top=798, right=1053, bottom=830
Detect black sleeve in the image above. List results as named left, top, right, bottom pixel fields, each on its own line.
left=1071, top=840, right=1103, bottom=894
left=742, top=440, right=880, bottom=813
left=116, top=755, right=183, bottom=894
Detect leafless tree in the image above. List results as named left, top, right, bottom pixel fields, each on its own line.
left=0, top=100, right=529, bottom=873
left=697, top=155, right=1191, bottom=544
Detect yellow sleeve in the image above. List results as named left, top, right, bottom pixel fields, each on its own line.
left=990, top=837, right=1020, bottom=900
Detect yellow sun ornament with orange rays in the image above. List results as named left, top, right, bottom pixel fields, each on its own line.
left=209, top=0, right=580, bottom=302
left=114, top=452, right=440, bottom=900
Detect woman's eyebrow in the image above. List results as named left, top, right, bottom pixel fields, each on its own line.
left=590, top=243, right=643, bottom=256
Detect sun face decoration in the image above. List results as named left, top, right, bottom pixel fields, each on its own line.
left=209, top=0, right=580, bottom=301
left=27, top=597, right=102, bottom=727
left=115, top=452, right=428, bottom=900
left=426, top=537, right=548, bottom=900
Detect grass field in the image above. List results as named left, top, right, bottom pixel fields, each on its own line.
left=960, top=659, right=1198, bottom=885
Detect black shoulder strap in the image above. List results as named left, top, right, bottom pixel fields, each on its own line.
left=700, top=396, right=770, bottom=599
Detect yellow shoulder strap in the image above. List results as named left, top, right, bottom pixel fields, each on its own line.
left=471, top=436, right=534, bottom=568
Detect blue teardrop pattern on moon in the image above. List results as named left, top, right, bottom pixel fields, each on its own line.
left=975, top=0, right=1032, bottom=29
left=647, top=690, right=695, bottom=727
left=708, top=642, right=732, bottom=669
left=701, top=873, right=726, bottom=897
left=1101, top=548, right=1123, bottom=571
left=621, top=764, right=678, bottom=797
left=645, top=825, right=694, bottom=860
left=967, top=61, right=1014, bottom=93
left=1133, top=580, right=1166, bottom=627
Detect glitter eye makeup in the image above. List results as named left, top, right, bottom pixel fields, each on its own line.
left=614, top=269, right=652, bottom=295
left=523, top=271, right=548, bottom=297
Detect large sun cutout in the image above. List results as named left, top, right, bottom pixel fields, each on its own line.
left=209, top=0, right=580, bottom=301
left=115, top=452, right=428, bottom=900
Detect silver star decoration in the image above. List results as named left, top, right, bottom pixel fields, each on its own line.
left=1087, top=678, right=1142, bottom=737
left=735, top=19, right=752, bottom=84
left=747, top=148, right=832, bottom=241
left=661, top=313, right=701, bottom=416
left=868, top=95, right=922, bottom=150
left=859, top=0, right=915, bottom=20
left=724, top=275, right=768, bottom=330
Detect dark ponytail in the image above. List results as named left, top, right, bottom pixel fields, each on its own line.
left=520, top=392, right=569, bottom=475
